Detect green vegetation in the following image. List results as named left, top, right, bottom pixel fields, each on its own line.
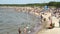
left=0, top=1, right=60, bottom=8
left=0, top=3, right=47, bottom=7
left=47, top=1, right=60, bottom=8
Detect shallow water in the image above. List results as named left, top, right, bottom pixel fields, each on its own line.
left=0, top=8, right=41, bottom=34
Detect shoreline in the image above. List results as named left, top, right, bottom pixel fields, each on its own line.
left=0, top=6, right=60, bottom=34
left=0, top=6, right=43, bottom=16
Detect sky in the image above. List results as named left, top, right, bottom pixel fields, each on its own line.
left=0, top=0, right=60, bottom=4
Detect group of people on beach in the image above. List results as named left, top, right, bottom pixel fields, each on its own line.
left=15, top=7, right=43, bottom=15
left=17, top=6, right=60, bottom=34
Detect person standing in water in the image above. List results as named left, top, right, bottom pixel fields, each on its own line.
left=18, top=27, right=21, bottom=34
left=24, top=27, right=27, bottom=34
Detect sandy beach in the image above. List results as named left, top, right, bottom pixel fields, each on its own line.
left=37, top=28, right=60, bottom=34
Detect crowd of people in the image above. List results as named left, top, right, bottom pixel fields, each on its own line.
left=2, top=6, right=59, bottom=34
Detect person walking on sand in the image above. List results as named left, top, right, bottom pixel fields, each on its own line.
left=18, top=27, right=21, bottom=34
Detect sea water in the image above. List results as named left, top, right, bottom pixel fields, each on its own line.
left=0, top=8, right=42, bottom=34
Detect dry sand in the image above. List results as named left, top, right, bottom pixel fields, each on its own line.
left=37, top=28, right=60, bottom=34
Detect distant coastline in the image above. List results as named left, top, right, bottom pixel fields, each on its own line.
left=0, top=1, right=60, bottom=8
